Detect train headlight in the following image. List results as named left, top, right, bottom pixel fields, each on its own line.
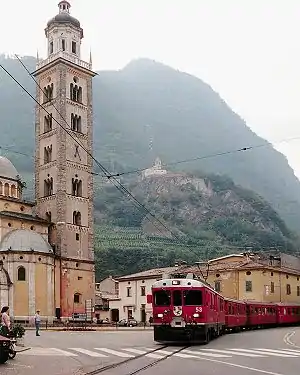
left=157, top=313, right=163, bottom=318
left=193, top=313, right=199, bottom=318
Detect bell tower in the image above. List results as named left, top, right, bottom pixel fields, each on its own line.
left=33, top=1, right=96, bottom=319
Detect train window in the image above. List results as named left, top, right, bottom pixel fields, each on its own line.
left=173, top=290, right=182, bottom=306
left=154, top=290, right=171, bottom=306
left=183, top=290, right=203, bottom=305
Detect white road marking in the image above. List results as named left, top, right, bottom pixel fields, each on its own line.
left=201, top=349, right=265, bottom=357
left=123, top=348, right=163, bottom=358
left=183, top=349, right=231, bottom=358
left=94, top=348, right=135, bottom=357
left=18, top=347, right=77, bottom=356
left=232, top=348, right=296, bottom=357
left=70, top=348, right=108, bottom=357
left=173, top=353, right=204, bottom=358
left=280, top=348, right=300, bottom=353
left=153, top=349, right=178, bottom=355
left=252, top=348, right=300, bottom=356
left=189, top=355, right=286, bottom=375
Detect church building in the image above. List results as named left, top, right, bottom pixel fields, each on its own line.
left=0, top=1, right=96, bottom=321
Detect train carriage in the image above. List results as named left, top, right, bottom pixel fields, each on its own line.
left=149, top=274, right=225, bottom=344
left=149, top=273, right=300, bottom=344
left=246, top=301, right=277, bottom=328
left=224, top=298, right=247, bottom=332
left=276, top=303, right=300, bottom=326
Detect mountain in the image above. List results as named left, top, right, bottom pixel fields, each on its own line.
left=94, top=172, right=298, bottom=280
left=1, top=54, right=300, bottom=233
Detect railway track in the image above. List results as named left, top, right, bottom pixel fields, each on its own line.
left=84, top=345, right=190, bottom=375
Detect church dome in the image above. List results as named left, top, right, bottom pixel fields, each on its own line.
left=0, top=156, right=18, bottom=180
left=0, top=230, right=53, bottom=254
left=47, top=13, right=81, bottom=28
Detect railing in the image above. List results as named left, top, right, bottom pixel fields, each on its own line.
left=37, top=51, right=92, bottom=71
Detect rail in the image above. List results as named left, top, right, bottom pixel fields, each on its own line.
left=36, top=51, right=92, bottom=71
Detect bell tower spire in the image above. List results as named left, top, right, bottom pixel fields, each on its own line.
left=58, top=1, right=71, bottom=14
left=32, top=2, right=96, bottom=321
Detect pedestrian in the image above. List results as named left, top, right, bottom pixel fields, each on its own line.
left=34, top=310, right=41, bottom=336
left=0, top=306, right=11, bottom=337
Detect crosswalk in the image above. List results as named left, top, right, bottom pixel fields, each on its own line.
left=17, top=347, right=300, bottom=360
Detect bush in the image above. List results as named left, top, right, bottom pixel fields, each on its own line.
left=11, top=324, right=25, bottom=338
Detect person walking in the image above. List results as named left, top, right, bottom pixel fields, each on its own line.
left=0, top=306, right=11, bottom=337
left=34, top=310, right=41, bottom=336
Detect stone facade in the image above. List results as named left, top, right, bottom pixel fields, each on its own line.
left=32, top=1, right=96, bottom=319
left=0, top=156, right=55, bottom=320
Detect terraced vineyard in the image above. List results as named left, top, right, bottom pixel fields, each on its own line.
left=93, top=225, right=236, bottom=278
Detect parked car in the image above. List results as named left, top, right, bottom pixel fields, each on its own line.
left=117, top=319, right=138, bottom=327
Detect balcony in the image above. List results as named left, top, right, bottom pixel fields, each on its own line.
left=37, top=51, right=92, bottom=71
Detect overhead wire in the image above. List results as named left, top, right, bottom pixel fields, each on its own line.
left=1, top=57, right=296, bottom=255
left=96, top=135, right=300, bottom=178
left=4, top=131, right=300, bottom=180
left=0, top=57, right=184, bottom=243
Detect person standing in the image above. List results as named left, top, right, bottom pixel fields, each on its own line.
left=0, top=306, right=11, bottom=337
left=34, top=310, right=41, bottom=336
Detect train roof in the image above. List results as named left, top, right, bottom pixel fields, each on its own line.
left=276, top=302, right=300, bottom=306
left=224, top=297, right=246, bottom=305
left=152, top=277, right=224, bottom=298
left=244, top=300, right=281, bottom=306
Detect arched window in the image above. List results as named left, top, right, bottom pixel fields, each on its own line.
left=43, top=84, right=54, bottom=103
left=44, top=177, right=53, bottom=197
left=44, top=145, right=53, bottom=164
left=11, top=184, right=16, bottom=198
left=44, top=114, right=53, bottom=132
left=17, top=266, right=26, bottom=281
left=0, top=182, right=2, bottom=195
left=72, top=178, right=82, bottom=197
left=70, top=84, right=82, bottom=103
left=4, top=183, right=9, bottom=196
left=74, top=293, right=81, bottom=304
left=71, top=114, right=82, bottom=132
left=73, top=211, right=81, bottom=226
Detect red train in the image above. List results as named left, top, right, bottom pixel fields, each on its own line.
left=147, top=274, right=300, bottom=344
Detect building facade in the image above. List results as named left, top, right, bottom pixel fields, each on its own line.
left=0, top=1, right=96, bottom=321
left=0, top=156, right=55, bottom=320
left=109, top=253, right=300, bottom=322
left=190, top=253, right=300, bottom=303
left=94, top=277, right=119, bottom=321
left=109, top=266, right=184, bottom=322
left=33, top=1, right=96, bottom=319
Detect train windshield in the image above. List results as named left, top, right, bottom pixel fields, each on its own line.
left=154, top=290, right=171, bottom=306
left=183, top=290, right=203, bottom=305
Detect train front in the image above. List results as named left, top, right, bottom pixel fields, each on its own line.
left=150, top=276, right=207, bottom=343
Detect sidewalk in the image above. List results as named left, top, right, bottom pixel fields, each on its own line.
left=24, top=326, right=154, bottom=332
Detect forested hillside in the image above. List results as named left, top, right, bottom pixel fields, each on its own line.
left=1, top=55, right=300, bottom=232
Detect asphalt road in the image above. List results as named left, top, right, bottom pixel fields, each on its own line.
left=1, top=326, right=300, bottom=375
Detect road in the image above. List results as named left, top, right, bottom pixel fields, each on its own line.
left=1, top=327, right=300, bottom=375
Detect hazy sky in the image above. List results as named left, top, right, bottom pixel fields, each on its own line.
left=2, top=0, right=300, bottom=178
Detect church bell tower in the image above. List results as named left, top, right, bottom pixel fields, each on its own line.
left=33, top=1, right=96, bottom=319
